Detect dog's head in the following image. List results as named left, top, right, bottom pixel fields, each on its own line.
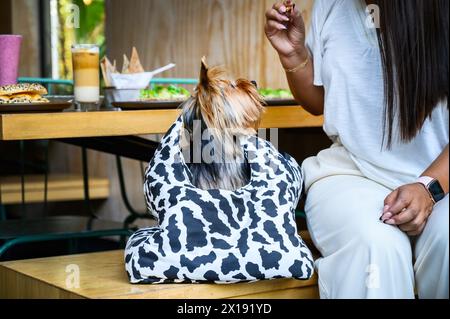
left=181, top=58, right=264, bottom=190
left=182, top=57, right=265, bottom=140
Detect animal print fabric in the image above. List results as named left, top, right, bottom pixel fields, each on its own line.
left=125, top=117, right=314, bottom=284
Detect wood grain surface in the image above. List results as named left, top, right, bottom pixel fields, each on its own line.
left=105, top=0, right=314, bottom=89
left=0, top=107, right=323, bottom=141
left=0, top=240, right=319, bottom=299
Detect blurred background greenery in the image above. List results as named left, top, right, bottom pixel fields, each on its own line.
left=57, top=0, right=105, bottom=80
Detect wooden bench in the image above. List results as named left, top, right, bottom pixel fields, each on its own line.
left=0, top=232, right=320, bottom=299
left=0, top=174, right=110, bottom=204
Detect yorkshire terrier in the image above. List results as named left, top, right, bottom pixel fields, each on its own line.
left=181, top=57, right=265, bottom=191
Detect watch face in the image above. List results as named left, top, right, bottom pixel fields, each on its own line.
left=429, top=180, right=446, bottom=202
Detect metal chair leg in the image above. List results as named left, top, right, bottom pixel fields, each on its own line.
left=0, top=201, right=6, bottom=221
left=0, top=182, right=5, bottom=221
left=43, top=140, right=49, bottom=216
left=116, top=156, right=153, bottom=228
left=19, top=141, right=26, bottom=217
left=0, top=205, right=5, bottom=221
left=81, top=147, right=97, bottom=218
left=68, top=238, right=78, bottom=254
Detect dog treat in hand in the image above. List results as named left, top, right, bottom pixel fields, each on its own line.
left=284, top=0, right=295, bottom=14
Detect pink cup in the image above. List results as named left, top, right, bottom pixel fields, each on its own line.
left=0, top=35, right=23, bottom=86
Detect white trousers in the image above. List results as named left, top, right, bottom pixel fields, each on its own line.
left=303, top=145, right=449, bottom=299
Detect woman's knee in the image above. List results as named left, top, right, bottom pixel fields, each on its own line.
left=355, top=220, right=411, bottom=255
left=314, top=208, right=411, bottom=258
left=306, top=176, right=388, bottom=227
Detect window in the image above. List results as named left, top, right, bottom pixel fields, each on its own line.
left=49, top=0, right=105, bottom=80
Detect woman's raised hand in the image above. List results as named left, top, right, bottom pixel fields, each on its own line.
left=265, top=1, right=307, bottom=66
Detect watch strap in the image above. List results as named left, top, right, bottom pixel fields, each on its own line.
left=417, top=176, right=435, bottom=188
left=416, top=176, right=437, bottom=204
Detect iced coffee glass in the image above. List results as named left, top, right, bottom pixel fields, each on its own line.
left=72, top=44, right=100, bottom=111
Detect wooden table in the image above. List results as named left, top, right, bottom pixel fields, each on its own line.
left=0, top=106, right=323, bottom=141
left=0, top=249, right=319, bottom=299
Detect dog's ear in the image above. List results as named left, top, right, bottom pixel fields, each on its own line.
left=200, top=56, right=209, bottom=88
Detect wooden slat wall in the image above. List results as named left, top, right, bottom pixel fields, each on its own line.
left=12, top=0, right=42, bottom=78
left=105, top=0, right=314, bottom=88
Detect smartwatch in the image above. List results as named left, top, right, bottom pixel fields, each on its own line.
left=416, top=176, right=446, bottom=204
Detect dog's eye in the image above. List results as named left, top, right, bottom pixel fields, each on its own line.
left=251, top=81, right=258, bottom=89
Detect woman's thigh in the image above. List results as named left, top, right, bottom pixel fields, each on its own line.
left=305, top=175, right=410, bottom=256
left=305, top=175, right=415, bottom=298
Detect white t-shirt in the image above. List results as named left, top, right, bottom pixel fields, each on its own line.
left=306, top=0, right=449, bottom=189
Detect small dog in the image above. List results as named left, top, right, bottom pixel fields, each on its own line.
left=181, top=57, right=265, bottom=191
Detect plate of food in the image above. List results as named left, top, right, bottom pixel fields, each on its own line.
left=112, top=85, right=191, bottom=110
left=259, top=88, right=298, bottom=106
left=112, top=85, right=298, bottom=110
left=0, top=83, right=73, bottom=113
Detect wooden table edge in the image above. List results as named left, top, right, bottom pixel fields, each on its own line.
left=0, top=106, right=323, bottom=141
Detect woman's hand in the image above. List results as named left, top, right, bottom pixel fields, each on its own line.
left=381, top=183, right=434, bottom=236
left=265, top=1, right=308, bottom=69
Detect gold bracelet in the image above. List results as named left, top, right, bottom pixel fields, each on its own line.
left=284, top=55, right=310, bottom=73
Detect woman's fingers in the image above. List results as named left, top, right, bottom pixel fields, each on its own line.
left=388, top=194, right=412, bottom=215
left=399, top=214, right=426, bottom=232
left=382, top=183, right=434, bottom=237
left=266, top=8, right=290, bottom=23
left=290, top=6, right=305, bottom=29
left=407, top=223, right=426, bottom=237
left=385, top=207, right=418, bottom=225
left=381, top=189, right=400, bottom=220
left=265, top=2, right=306, bottom=57
left=265, top=6, right=290, bottom=36
left=266, top=20, right=287, bottom=34
left=273, top=2, right=288, bottom=14
left=385, top=205, right=429, bottom=236
left=271, top=2, right=304, bottom=29
left=384, top=189, right=398, bottom=208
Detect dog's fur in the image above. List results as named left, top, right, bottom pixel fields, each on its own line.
left=181, top=58, right=265, bottom=191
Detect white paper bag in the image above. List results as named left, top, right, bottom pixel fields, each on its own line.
left=110, top=63, right=176, bottom=89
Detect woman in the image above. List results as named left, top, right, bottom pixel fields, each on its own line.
left=265, top=0, right=449, bottom=299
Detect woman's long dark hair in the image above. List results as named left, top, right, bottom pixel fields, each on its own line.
left=373, top=0, right=449, bottom=147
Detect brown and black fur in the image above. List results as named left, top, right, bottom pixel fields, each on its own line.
left=181, top=57, right=265, bottom=191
